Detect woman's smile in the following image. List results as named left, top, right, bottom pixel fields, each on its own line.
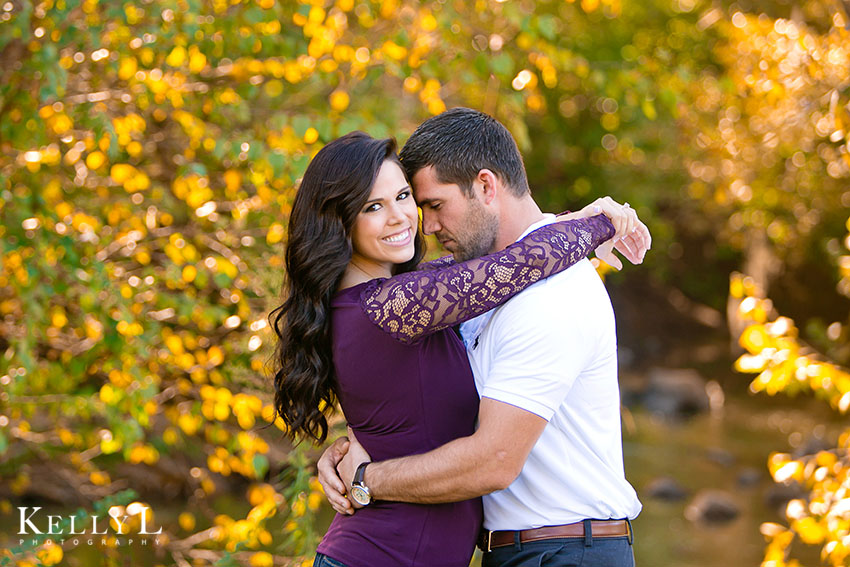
left=382, top=227, right=413, bottom=246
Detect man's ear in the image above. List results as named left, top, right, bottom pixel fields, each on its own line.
left=477, top=169, right=499, bottom=205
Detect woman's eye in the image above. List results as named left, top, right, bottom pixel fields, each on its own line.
left=364, top=203, right=381, bottom=213
left=397, top=190, right=410, bottom=201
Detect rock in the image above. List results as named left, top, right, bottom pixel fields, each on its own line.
left=737, top=467, right=762, bottom=487
left=764, top=482, right=806, bottom=512
left=643, top=367, right=710, bottom=419
left=619, top=383, right=643, bottom=408
left=618, top=346, right=636, bottom=369
left=685, top=490, right=740, bottom=524
left=618, top=370, right=645, bottom=409
left=706, top=447, right=736, bottom=468
left=792, top=436, right=834, bottom=459
left=644, top=476, right=688, bottom=501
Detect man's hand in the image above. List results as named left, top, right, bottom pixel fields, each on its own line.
left=317, top=436, right=353, bottom=515
left=336, top=428, right=373, bottom=510
left=339, top=398, right=549, bottom=504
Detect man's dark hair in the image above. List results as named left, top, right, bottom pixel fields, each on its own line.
left=399, top=107, right=530, bottom=198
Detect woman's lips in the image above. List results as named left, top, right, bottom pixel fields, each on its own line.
left=382, top=228, right=412, bottom=246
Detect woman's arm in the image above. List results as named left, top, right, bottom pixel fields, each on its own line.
left=415, top=197, right=651, bottom=272
left=415, top=254, right=456, bottom=271
left=358, top=214, right=615, bottom=344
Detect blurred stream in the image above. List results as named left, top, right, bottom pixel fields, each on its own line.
left=620, top=364, right=841, bottom=567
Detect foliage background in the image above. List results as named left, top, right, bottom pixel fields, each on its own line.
left=1, top=0, right=849, bottom=565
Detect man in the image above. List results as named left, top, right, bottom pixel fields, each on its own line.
left=318, top=107, right=648, bottom=567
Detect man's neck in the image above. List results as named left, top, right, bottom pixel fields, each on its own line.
left=492, top=195, right=545, bottom=251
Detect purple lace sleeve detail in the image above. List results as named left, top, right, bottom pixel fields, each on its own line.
left=359, top=214, right=615, bottom=344
left=416, top=255, right=456, bottom=271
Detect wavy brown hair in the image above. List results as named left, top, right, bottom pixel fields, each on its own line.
left=269, top=132, right=424, bottom=443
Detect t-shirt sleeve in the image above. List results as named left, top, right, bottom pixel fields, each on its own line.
left=479, top=285, right=596, bottom=421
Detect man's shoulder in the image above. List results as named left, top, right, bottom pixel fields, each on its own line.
left=502, top=258, right=602, bottom=305
left=487, top=258, right=611, bottom=330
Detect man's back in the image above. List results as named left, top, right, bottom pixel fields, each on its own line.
left=461, top=255, right=641, bottom=530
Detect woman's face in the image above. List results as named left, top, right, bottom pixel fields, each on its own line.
left=349, top=160, right=419, bottom=278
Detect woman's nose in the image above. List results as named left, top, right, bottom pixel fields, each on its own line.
left=386, top=202, right=406, bottom=224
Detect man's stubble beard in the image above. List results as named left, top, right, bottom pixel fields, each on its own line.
left=451, top=198, right=499, bottom=262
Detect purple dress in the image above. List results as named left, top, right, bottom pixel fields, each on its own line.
left=315, top=215, right=615, bottom=567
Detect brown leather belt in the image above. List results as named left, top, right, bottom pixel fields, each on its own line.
left=478, top=519, right=632, bottom=552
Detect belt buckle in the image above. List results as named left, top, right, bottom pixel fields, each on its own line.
left=485, top=530, right=493, bottom=553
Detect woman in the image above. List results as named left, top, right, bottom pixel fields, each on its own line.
left=270, top=131, right=632, bottom=567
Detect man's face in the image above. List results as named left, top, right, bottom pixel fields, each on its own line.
left=411, top=166, right=498, bottom=262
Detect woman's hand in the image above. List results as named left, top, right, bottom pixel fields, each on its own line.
left=317, top=436, right=354, bottom=515
left=556, top=196, right=651, bottom=270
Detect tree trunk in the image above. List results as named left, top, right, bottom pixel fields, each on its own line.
left=727, top=230, right=782, bottom=353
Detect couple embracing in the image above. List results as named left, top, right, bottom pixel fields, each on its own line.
left=271, top=107, right=649, bottom=567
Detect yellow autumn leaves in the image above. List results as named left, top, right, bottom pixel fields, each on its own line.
left=329, top=89, right=349, bottom=111
left=6, top=1, right=600, bottom=566
left=165, top=45, right=208, bottom=73
left=119, top=43, right=208, bottom=83
left=199, top=385, right=266, bottom=431
left=839, top=216, right=850, bottom=298
left=762, top=449, right=850, bottom=566
left=283, top=2, right=447, bottom=115
left=172, top=174, right=213, bottom=208
left=565, top=0, right=623, bottom=16
left=732, top=272, right=850, bottom=567
left=13, top=541, right=64, bottom=567
left=209, top=483, right=283, bottom=553
left=733, top=273, right=850, bottom=410
left=111, top=163, right=150, bottom=192
left=14, top=0, right=456, bottom=200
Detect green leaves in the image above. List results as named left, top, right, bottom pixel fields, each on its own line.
left=490, top=53, right=514, bottom=77
left=252, top=453, right=269, bottom=479
left=535, top=14, right=559, bottom=41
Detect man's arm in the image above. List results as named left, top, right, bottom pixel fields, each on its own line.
left=336, top=397, right=547, bottom=505
left=318, top=259, right=616, bottom=512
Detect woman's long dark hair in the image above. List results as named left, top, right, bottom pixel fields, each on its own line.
left=269, top=132, right=425, bottom=443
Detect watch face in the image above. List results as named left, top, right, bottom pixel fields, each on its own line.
left=350, top=485, right=371, bottom=506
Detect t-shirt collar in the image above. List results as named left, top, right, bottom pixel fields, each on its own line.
left=516, top=213, right=556, bottom=242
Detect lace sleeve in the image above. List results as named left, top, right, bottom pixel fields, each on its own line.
left=416, top=255, right=456, bottom=271
left=359, top=214, right=615, bottom=344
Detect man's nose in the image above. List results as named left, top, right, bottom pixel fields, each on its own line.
left=421, top=211, right=440, bottom=235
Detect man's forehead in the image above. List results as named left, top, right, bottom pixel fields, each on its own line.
left=410, top=165, right=438, bottom=186
left=411, top=166, right=459, bottom=200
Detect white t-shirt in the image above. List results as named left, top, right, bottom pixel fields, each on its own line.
left=460, top=215, right=642, bottom=531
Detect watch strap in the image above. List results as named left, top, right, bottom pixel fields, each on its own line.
left=354, top=461, right=370, bottom=486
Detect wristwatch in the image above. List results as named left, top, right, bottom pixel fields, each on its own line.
left=350, top=462, right=372, bottom=506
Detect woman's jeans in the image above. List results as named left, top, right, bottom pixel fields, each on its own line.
left=314, top=552, right=349, bottom=567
